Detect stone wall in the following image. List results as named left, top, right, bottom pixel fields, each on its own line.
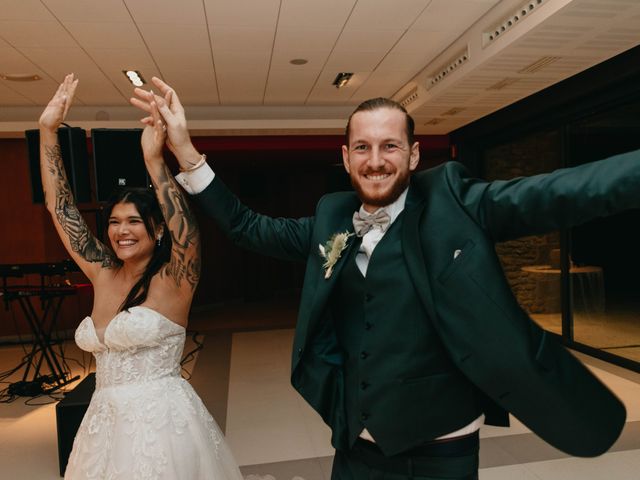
left=482, top=129, right=562, bottom=313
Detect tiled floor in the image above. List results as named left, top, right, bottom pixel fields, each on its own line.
left=1, top=301, right=639, bottom=479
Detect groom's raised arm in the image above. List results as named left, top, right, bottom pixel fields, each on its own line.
left=130, top=78, right=314, bottom=262
left=181, top=162, right=314, bottom=262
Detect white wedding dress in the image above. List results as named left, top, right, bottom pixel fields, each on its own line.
left=65, top=306, right=244, bottom=480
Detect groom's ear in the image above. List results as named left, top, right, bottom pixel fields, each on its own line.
left=342, top=145, right=351, bottom=174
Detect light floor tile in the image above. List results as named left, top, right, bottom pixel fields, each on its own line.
left=587, top=365, right=640, bottom=421
left=527, top=449, right=640, bottom=480
left=480, top=463, right=542, bottom=479
left=227, top=329, right=322, bottom=465
left=481, top=449, right=640, bottom=480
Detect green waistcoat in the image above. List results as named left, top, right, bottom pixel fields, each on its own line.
left=331, top=215, right=481, bottom=452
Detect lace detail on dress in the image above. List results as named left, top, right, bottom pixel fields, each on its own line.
left=65, top=307, right=240, bottom=480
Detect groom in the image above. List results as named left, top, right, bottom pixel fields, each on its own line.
left=132, top=80, right=636, bottom=479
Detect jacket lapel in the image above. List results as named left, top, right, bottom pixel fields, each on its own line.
left=304, top=218, right=359, bottom=342
left=402, top=184, right=438, bottom=321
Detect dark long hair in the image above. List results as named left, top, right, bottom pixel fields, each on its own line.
left=104, top=188, right=171, bottom=311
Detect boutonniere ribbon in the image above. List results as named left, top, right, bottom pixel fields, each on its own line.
left=318, top=231, right=354, bottom=279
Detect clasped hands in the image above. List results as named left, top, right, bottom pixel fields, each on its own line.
left=130, top=78, right=201, bottom=170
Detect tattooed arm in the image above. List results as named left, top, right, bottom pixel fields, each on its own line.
left=140, top=99, right=200, bottom=295
left=39, top=74, right=116, bottom=281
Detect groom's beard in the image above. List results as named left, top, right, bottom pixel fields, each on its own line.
left=350, top=166, right=411, bottom=208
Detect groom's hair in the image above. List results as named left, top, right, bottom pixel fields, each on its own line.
left=345, top=97, right=415, bottom=146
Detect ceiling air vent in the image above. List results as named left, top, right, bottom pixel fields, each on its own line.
left=399, top=87, right=419, bottom=108
left=518, top=56, right=561, bottom=74
left=483, top=0, right=547, bottom=47
left=427, top=49, right=470, bottom=90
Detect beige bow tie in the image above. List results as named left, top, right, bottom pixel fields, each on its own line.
left=352, top=209, right=391, bottom=237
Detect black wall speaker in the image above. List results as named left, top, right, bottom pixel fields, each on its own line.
left=25, top=127, right=91, bottom=204
left=56, top=372, right=95, bottom=476
left=91, top=128, right=150, bottom=202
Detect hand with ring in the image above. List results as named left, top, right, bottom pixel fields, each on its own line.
left=130, top=77, right=201, bottom=171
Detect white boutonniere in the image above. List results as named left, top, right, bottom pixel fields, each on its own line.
left=318, top=231, right=354, bottom=279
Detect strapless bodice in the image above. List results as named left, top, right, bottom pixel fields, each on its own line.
left=75, top=306, right=185, bottom=389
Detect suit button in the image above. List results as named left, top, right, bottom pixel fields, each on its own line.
left=297, top=348, right=303, bottom=357
left=360, top=413, right=370, bottom=421
left=360, top=351, right=369, bottom=360
left=360, top=381, right=370, bottom=390
left=365, top=322, right=372, bottom=330
left=365, top=293, right=373, bottom=302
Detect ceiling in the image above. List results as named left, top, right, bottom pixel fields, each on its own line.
left=0, top=0, right=638, bottom=136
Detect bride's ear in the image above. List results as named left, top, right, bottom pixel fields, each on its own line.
left=154, top=222, right=167, bottom=241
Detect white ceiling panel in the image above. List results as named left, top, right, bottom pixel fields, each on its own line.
left=216, top=73, right=267, bottom=104
left=264, top=70, right=319, bottom=104
left=307, top=71, right=372, bottom=104
left=1, top=77, right=61, bottom=104
left=71, top=73, right=126, bottom=105
left=0, top=46, right=48, bottom=74
left=346, top=0, right=432, bottom=30
left=0, top=20, right=76, bottom=48
left=278, top=0, right=356, bottom=28
left=124, top=0, right=206, bottom=24
left=160, top=69, right=219, bottom=105
left=0, top=0, right=55, bottom=21
left=211, top=26, right=275, bottom=53
left=138, top=23, right=210, bottom=51
left=0, top=0, right=637, bottom=134
left=43, top=0, right=132, bottom=22
left=17, top=46, right=99, bottom=85
left=0, top=90, right=33, bottom=106
left=150, top=49, right=213, bottom=71
left=390, top=29, right=457, bottom=56
left=269, top=50, right=328, bottom=72
left=333, top=29, right=405, bottom=53
left=373, top=51, right=436, bottom=78
left=413, top=0, right=500, bottom=31
left=64, top=22, right=145, bottom=49
left=214, top=51, right=272, bottom=73
left=86, top=48, right=157, bottom=73
left=204, top=0, right=280, bottom=27
left=352, top=70, right=417, bottom=102
left=273, top=27, right=341, bottom=53
left=324, top=51, right=385, bottom=73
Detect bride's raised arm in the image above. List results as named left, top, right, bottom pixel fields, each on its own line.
left=139, top=95, right=200, bottom=297
left=39, top=74, right=117, bottom=281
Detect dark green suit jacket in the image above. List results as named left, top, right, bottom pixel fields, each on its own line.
left=196, top=150, right=640, bottom=457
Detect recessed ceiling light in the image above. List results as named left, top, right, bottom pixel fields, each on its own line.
left=0, top=73, right=41, bottom=82
left=290, top=58, right=308, bottom=65
left=332, top=72, right=353, bottom=89
left=123, top=70, right=146, bottom=87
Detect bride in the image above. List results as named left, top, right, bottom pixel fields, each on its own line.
left=39, top=74, right=243, bottom=480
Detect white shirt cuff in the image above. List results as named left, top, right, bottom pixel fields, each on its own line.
left=175, top=163, right=215, bottom=195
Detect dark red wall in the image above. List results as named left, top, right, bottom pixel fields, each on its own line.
left=0, top=134, right=449, bottom=337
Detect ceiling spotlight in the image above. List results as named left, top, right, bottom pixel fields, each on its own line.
left=290, top=58, right=308, bottom=65
left=123, top=70, right=146, bottom=87
left=0, top=73, right=41, bottom=82
left=332, top=72, right=353, bottom=89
